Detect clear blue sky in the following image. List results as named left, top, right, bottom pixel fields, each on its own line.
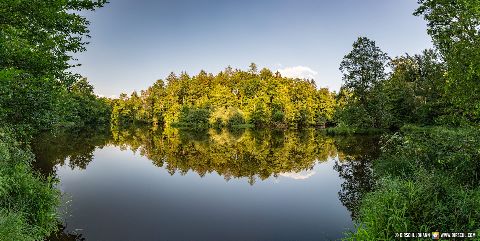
left=75, top=0, right=433, bottom=97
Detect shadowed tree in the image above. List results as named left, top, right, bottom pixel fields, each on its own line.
left=415, top=0, right=480, bottom=122
left=337, top=37, right=390, bottom=128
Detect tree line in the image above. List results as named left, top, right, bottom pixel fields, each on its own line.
left=110, top=64, right=336, bottom=129
left=111, top=1, right=478, bottom=132
left=109, top=40, right=458, bottom=132
left=1, top=0, right=479, bottom=239
left=335, top=0, right=479, bottom=130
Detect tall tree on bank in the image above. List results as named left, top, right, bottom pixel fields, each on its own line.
left=0, top=0, right=107, bottom=86
left=338, top=37, right=389, bottom=128
left=415, top=0, right=480, bottom=123
left=0, top=0, right=108, bottom=137
left=339, top=37, right=389, bottom=105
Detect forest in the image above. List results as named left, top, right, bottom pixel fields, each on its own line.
left=110, top=65, right=336, bottom=129
left=0, top=0, right=479, bottom=240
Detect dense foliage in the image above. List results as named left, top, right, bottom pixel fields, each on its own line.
left=347, top=127, right=480, bottom=240
left=111, top=66, right=336, bottom=129
left=0, top=0, right=106, bottom=86
left=415, top=0, right=480, bottom=122
left=336, top=40, right=451, bottom=130
left=336, top=0, right=479, bottom=129
left=342, top=1, right=480, bottom=239
left=0, top=0, right=107, bottom=240
left=0, top=130, right=59, bottom=241
left=383, top=50, right=448, bottom=126
left=61, top=78, right=112, bottom=129
left=0, top=0, right=110, bottom=140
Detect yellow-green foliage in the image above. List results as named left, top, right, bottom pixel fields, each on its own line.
left=209, top=107, right=246, bottom=127
left=110, top=127, right=340, bottom=183
left=111, top=66, right=337, bottom=128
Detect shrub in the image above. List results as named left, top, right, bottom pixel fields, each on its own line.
left=175, top=107, right=210, bottom=129
left=347, top=126, right=480, bottom=240
left=272, top=110, right=285, bottom=124
left=346, top=173, right=480, bottom=240
left=0, top=129, right=60, bottom=241
left=209, top=107, right=248, bottom=129
left=334, top=103, right=374, bottom=129
left=376, top=126, right=480, bottom=187
left=227, top=111, right=246, bottom=128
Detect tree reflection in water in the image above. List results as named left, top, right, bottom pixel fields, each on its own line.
left=110, top=127, right=338, bottom=185
left=32, top=126, right=381, bottom=239
left=31, top=127, right=112, bottom=176
left=333, top=135, right=381, bottom=219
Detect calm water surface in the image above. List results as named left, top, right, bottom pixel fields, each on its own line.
left=32, top=128, right=380, bottom=241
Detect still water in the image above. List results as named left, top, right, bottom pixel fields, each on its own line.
left=32, top=127, right=380, bottom=241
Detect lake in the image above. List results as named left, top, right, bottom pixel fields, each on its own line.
left=32, top=127, right=380, bottom=241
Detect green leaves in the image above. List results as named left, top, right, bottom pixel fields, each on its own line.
left=0, top=129, right=60, bottom=241
left=337, top=37, right=390, bottom=129
left=415, top=0, right=480, bottom=121
left=340, top=37, right=389, bottom=98
left=0, top=0, right=107, bottom=86
left=0, top=69, right=60, bottom=138
left=0, top=0, right=107, bottom=139
left=111, top=66, right=337, bottom=129
left=0, top=1, right=106, bottom=240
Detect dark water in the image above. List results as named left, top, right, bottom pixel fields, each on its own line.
left=32, top=127, right=380, bottom=241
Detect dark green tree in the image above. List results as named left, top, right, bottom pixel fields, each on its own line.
left=339, top=37, right=389, bottom=105
left=0, top=0, right=108, bottom=137
left=383, top=49, right=447, bottom=127
left=415, top=0, right=480, bottom=122
left=0, top=0, right=107, bottom=86
left=338, top=37, right=390, bottom=128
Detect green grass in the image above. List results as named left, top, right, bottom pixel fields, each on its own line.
left=345, top=173, right=480, bottom=240
left=345, top=125, right=480, bottom=240
left=324, top=126, right=385, bottom=135
left=0, top=129, right=60, bottom=241
left=376, top=125, right=480, bottom=187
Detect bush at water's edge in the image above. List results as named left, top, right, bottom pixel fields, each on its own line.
left=344, top=126, right=480, bottom=240
left=0, top=129, right=60, bottom=241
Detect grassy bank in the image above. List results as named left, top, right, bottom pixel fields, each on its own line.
left=325, top=126, right=386, bottom=135
left=346, top=126, right=480, bottom=239
left=0, top=129, right=60, bottom=241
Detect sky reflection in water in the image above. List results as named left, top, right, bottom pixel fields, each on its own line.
left=33, top=128, right=380, bottom=241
